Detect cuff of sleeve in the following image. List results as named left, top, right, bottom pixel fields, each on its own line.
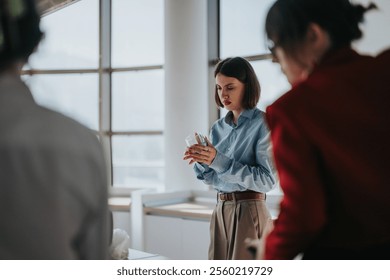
left=194, top=162, right=210, bottom=173
left=209, top=152, right=231, bottom=173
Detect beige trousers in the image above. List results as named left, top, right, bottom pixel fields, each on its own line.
left=208, top=199, right=271, bottom=260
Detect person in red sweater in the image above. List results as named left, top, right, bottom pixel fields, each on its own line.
left=263, top=0, right=390, bottom=259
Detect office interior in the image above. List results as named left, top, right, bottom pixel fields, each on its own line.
left=22, top=0, right=390, bottom=259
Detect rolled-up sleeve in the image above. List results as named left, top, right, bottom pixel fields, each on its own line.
left=193, top=162, right=217, bottom=185
left=209, top=148, right=275, bottom=193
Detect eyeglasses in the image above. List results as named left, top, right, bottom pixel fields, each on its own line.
left=267, top=40, right=277, bottom=55
left=267, top=40, right=279, bottom=62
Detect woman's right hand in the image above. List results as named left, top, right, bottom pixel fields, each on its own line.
left=183, top=145, right=197, bottom=165
left=183, top=137, right=216, bottom=166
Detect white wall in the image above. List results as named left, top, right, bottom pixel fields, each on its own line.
left=353, top=0, right=390, bottom=54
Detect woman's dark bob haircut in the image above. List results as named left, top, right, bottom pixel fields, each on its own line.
left=214, top=57, right=260, bottom=110
left=265, top=0, right=377, bottom=57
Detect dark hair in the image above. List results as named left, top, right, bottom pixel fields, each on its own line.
left=214, top=57, right=260, bottom=109
left=0, top=0, right=43, bottom=71
left=265, top=0, right=377, bottom=56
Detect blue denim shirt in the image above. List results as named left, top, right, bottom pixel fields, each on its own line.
left=194, top=108, right=276, bottom=193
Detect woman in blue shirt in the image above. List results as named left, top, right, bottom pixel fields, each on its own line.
left=183, top=57, right=277, bottom=259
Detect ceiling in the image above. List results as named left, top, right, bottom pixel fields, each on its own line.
left=36, top=0, right=80, bottom=16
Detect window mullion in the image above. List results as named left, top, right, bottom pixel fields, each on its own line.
left=99, top=0, right=113, bottom=187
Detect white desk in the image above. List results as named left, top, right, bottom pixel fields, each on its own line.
left=128, top=248, right=168, bottom=260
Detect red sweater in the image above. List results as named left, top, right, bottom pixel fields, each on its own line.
left=265, top=47, right=390, bottom=259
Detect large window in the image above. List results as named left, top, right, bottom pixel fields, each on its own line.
left=111, top=0, right=164, bottom=189
left=23, top=0, right=165, bottom=190
left=220, top=0, right=273, bottom=58
left=111, top=0, right=164, bottom=68
left=111, top=70, right=164, bottom=132
left=24, top=74, right=99, bottom=130
left=24, top=0, right=99, bottom=131
left=28, top=0, right=99, bottom=70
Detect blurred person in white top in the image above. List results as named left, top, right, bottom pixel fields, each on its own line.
left=0, top=0, right=109, bottom=259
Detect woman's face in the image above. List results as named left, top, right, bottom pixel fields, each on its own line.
left=271, top=23, right=331, bottom=86
left=274, top=47, right=310, bottom=86
left=215, top=73, right=245, bottom=112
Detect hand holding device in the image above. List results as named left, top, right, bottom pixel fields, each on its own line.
left=185, top=132, right=207, bottom=147
left=183, top=133, right=216, bottom=165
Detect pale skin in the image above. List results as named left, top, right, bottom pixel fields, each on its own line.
left=183, top=74, right=246, bottom=165
left=273, top=23, right=331, bottom=86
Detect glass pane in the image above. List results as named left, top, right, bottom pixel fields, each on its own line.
left=27, top=0, right=98, bottom=69
left=112, top=70, right=164, bottom=131
left=22, top=74, right=99, bottom=130
left=112, top=0, right=164, bottom=67
left=112, top=135, right=164, bottom=188
left=220, top=0, right=275, bottom=58
left=252, top=60, right=290, bottom=111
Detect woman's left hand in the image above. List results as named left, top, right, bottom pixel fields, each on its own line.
left=183, top=137, right=216, bottom=165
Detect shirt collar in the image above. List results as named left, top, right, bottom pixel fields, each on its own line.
left=224, top=108, right=257, bottom=128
